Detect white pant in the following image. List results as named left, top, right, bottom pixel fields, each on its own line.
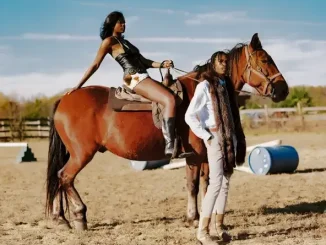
left=201, top=131, right=230, bottom=217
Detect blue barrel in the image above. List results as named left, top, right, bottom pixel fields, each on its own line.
left=248, top=145, right=299, bottom=175
left=129, top=159, right=170, bottom=171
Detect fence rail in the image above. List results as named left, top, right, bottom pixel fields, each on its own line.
left=0, top=119, right=50, bottom=140
left=240, top=103, right=326, bottom=129
left=1, top=104, right=326, bottom=140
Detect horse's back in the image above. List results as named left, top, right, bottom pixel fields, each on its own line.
left=56, top=86, right=110, bottom=113
left=53, top=86, right=111, bottom=145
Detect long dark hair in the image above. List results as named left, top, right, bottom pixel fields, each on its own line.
left=100, top=11, right=124, bottom=40
left=193, top=51, right=228, bottom=82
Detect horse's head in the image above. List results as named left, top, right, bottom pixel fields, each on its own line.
left=229, top=33, right=289, bottom=102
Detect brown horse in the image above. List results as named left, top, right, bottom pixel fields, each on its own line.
left=45, top=33, right=289, bottom=230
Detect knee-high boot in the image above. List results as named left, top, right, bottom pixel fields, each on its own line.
left=162, top=117, right=176, bottom=158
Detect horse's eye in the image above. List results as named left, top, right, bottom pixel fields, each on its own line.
left=261, top=60, right=268, bottom=64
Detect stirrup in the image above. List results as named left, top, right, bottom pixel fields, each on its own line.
left=177, top=151, right=195, bottom=158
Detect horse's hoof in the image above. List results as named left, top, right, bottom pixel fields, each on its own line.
left=74, top=220, right=88, bottom=231
left=57, top=220, right=72, bottom=230
left=193, top=220, right=199, bottom=228
left=49, top=218, right=72, bottom=230
left=187, top=218, right=199, bottom=228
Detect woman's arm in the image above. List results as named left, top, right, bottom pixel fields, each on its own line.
left=75, top=38, right=113, bottom=89
left=139, top=54, right=173, bottom=69
left=185, top=82, right=212, bottom=141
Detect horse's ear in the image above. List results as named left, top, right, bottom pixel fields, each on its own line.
left=250, top=33, right=262, bottom=50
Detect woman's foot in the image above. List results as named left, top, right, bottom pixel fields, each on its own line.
left=197, top=216, right=219, bottom=245
left=209, top=213, right=231, bottom=242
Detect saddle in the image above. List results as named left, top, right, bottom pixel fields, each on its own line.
left=108, top=71, right=183, bottom=129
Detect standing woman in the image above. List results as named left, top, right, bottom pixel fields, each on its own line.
left=185, top=51, right=246, bottom=244
left=68, top=11, right=177, bottom=158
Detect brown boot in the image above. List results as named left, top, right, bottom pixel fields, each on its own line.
left=209, top=213, right=231, bottom=242
left=196, top=216, right=218, bottom=245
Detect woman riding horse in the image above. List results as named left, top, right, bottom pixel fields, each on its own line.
left=68, top=11, right=177, bottom=158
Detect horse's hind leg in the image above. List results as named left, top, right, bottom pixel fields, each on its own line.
left=58, top=150, right=96, bottom=231
left=200, top=162, right=209, bottom=201
left=186, top=158, right=202, bottom=227
left=52, top=191, right=71, bottom=229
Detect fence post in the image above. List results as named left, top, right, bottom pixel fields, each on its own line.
left=264, top=104, right=269, bottom=127
left=37, top=120, right=41, bottom=137
left=297, top=102, right=305, bottom=129
left=0, top=121, right=4, bottom=138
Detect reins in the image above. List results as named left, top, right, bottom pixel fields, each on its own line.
left=171, top=66, right=270, bottom=98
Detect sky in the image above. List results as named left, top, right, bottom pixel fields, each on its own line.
left=1, top=0, right=326, bottom=99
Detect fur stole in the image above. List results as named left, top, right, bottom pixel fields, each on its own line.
left=209, top=76, right=246, bottom=175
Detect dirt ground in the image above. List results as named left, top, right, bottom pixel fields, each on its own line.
left=0, top=132, right=325, bottom=245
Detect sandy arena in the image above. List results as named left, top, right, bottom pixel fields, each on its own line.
left=0, top=132, right=325, bottom=245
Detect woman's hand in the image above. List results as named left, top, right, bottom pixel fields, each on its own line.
left=207, top=135, right=213, bottom=146
left=65, top=86, right=79, bottom=95
left=162, top=60, right=174, bottom=68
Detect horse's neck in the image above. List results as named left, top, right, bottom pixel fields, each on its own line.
left=230, top=47, right=246, bottom=92
left=179, top=71, right=198, bottom=80
left=178, top=72, right=199, bottom=95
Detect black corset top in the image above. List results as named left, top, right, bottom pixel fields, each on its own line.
left=114, top=37, right=147, bottom=75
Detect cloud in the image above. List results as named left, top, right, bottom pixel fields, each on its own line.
left=75, top=1, right=116, bottom=7
left=131, top=37, right=240, bottom=44
left=185, top=11, right=247, bottom=25
left=76, top=2, right=190, bottom=16
left=0, top=45, right=42, bottom=74
left=127, top=16, right=140, bottom=24
left=264, top=41, right=326, bottom=87
left=0, top=33, right=98, bottom=41
left=142, top=8, right=190, bottom=16
left=191, top=59, right=207, bottom=67
left=0, top=45, right=10, bottom=52
left=185, top=11, right=325, bottom=26
left=1, top=69, right=123, bottom=99
left=141, top=52, right=174, bottom=57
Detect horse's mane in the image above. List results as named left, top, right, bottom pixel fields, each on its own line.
left=226, top=43, right=247, bottom=77
left=177, top=42, right=248, bottom=89
left=190, top=42, right=248, bottom=80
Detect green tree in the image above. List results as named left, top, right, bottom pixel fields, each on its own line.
left=272, top=87, right=313, bottom=108
left=22, top=98, right=52, bottom=119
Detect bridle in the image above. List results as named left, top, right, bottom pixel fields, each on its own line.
left=241, top=45, right=282, bottom=98
left=159, top=45, right=283, bottom=98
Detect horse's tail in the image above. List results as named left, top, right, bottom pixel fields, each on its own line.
left=45, top=99, right=70, bottom=217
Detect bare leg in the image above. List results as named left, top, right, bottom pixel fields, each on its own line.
left=133, top=78, right=176, bottom=118
left=134, top=78, right=177, bottom=157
